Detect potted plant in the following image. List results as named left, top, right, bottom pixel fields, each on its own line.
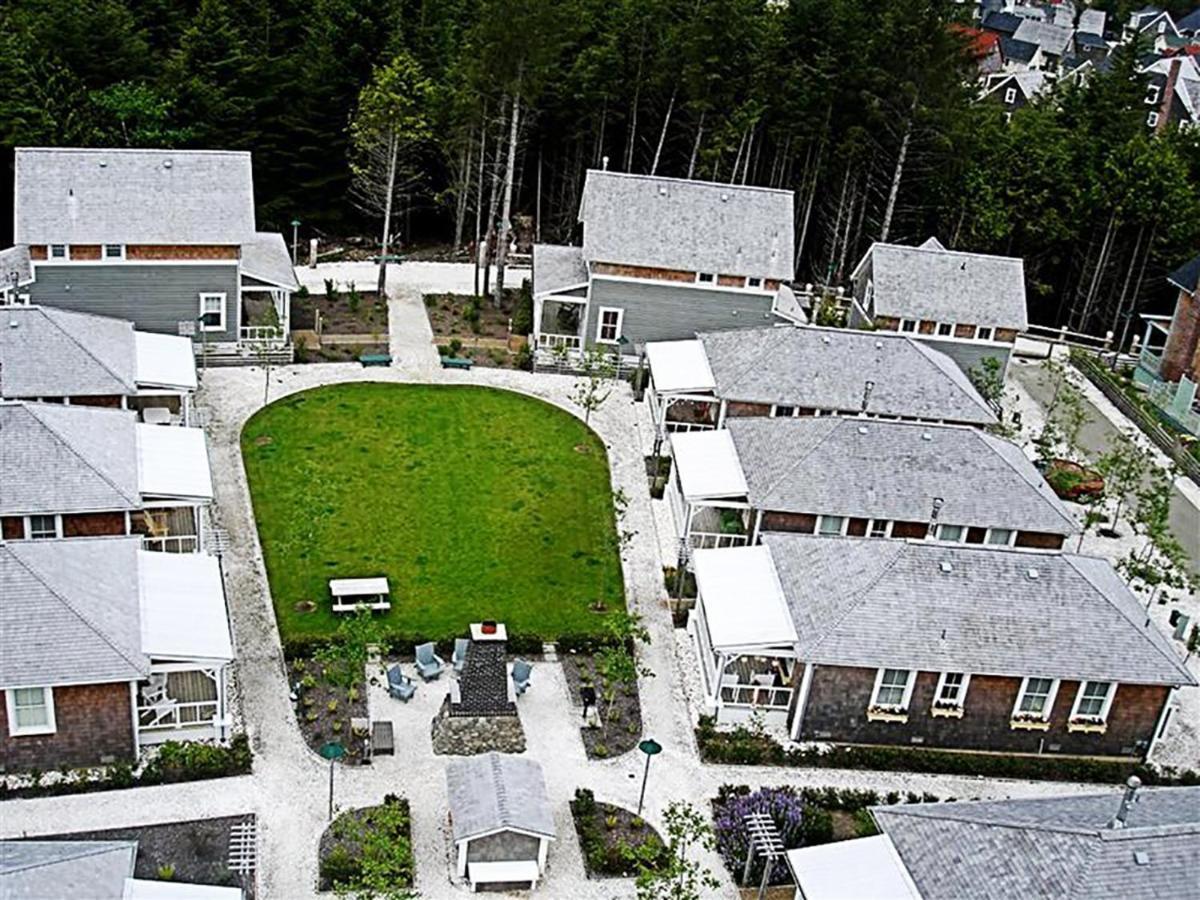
left=866, top=704, right=908, bottom=723
left=1010, top=712, right=1051, bottom=731
left=1067, top=714, right=1107, bottom=734
left=930, top=700, right=963, bottom=719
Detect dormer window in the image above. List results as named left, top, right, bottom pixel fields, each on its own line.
left=696, top=272, right=715, bottom=284
left=899, top=318, right=917, bottom=333
left=1146, top=85, right=1161, bottom=105
left=49, top=244, right=68, bottom=260
left=976, top=326, right=995, bottom=341
left=104, top=244, right=124, bottom=259
left=937, top=322, right=954, bottom=337
left=746, top=276, right=763, bottom=289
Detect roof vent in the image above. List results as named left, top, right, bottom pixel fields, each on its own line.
left=1026, top=567, right=1039, bottom=580
left=163, top=159, right=173, bottom=169
left=822, top=336, right=831, bottom=344
left=1109, top=776, right=1142, bottom=830
left=98, top=160, right=107, bottom=168
left=921, top=432, right=933, bottom=441
left=857, top=425, right=869, bottom=435
left=8, top=320, right=18, bottom=328
left=1134, top=851, right=1150, bottom=866
left=939, top=561, right=953, bottom=574
left=875, top=340, right=883, bottom=349
left=720, top=192, right=729, bottom=202
left=658, top=185, right=668, bottom=196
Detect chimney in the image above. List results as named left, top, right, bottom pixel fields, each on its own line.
left=1109, top=775, right=1142, bottom=829
left=1161, top=275, right=1199, bottom=383
left=1156, top=59, right=1181, bottom=135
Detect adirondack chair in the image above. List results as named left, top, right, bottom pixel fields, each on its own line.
left=387, top=665, right=416, bottom=701
left=511, top=659, right=533, bottom=695
left=452, top=638, right=470, bottom=674
left=414, top=643, right=445, bottom=681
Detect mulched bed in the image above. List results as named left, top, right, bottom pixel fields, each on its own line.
left=41, top=815, right=255, bottom=898
left=287, top=657, right=370, bottom=764
left=318, top=796, right=413, bottom=893
left=425, top=291, right=515, bottom=340
left=294, top=339, right=389, bottom=364
left=562, top=654, right=643, bottom=759
left=291, top=287, right=389, bottom=334
left=570, top=790, right=669, bottom=878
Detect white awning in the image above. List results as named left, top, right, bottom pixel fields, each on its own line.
left=646, top=340, right=716, bottom=394
left=125, top=877, right=243, bottom=899
left=672, top=430, right=748, bottom=501
left=785, top=834, right=922, bottom=900
left=134, top=332, right=198, bottom=391
left=693, top=545, right=797, bottom=650
left=137, top=424, right=214, bottom=501
left=138, top=551, right=233, bottom=663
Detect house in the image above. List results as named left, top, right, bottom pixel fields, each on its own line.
left=530, top=170, right=796, bottom=361
left=1126, top=7, right=1180, bottom=51
left=999, top=34, right=1043, bottom=69
left=0, top=402, right=213, bottom=552
left=0, top=306, right=197, bottom=422
left=1077, top=7, right=1107, bottom=37
left=0, top=245, right=34, bottom=304
left=664, top=417, right=1077, bottom=559
left=982, top=9, right=1023, bottom=39
left=981, top=70, right=1049, bottom=113
left=0, top=840, right=243, bottom=899
left=1, top=536, right=234, bottom=771
left=11, top=147, right=298, bottom=357
left=952, top=24, right=1004, bottom=74
left=848, top=237, right=1028, bottom=376
left=1134, top=251, right=1200, bottom=435
left=645, top=326, right=997, bottom=441
left=1141, top=55, right=1200, bottom=130
left=787, top=783, right=1200, bottom=900
left=446, top=752, right=556, bottom=891
left=1178, top=7, right=1200, bottom=38
left=1012, top=19, right=1075, bottom=69
left=688, top=534, right=1194, bottom=756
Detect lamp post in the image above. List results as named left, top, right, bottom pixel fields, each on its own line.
left=290, top=219, right=302, bottom=266
left=636, top=738, right=662, bottom=817
left=319, top=741, right=345, bottom=821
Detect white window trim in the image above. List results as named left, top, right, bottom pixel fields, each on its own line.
left=899, top=318, right=918, bottom=333
left=199, top=292, right=227, bottom=332
left=1070, top=681, right=1116, bottom=721
left=49, top=244, right=70, bottom=261
left=6, top=686, right=57, bottom=736
left=1147, top=85, right=1161, bottom=104
left=595, top=306, right=624, bottom=345
left=1004, top=87, right=1017, bottom=104
left=933, top=672, right=971, bottom=708
left=936, top=321, right=956, bottom=337
left=770, top=404, right=798, bottom=418
left=1147, top=111, right=1159, bottom=127
left=868, top=518, right=891, bottom=538
left=935, top=523, right=967, bottom=543
left=870, top=668, right=915, bottom=711
left=695, top=272, right=716, bottom=284
left=817, top=514, right=848, bottom=536
left=24, top=514, right=61, bottom=540
left=1013, top=676, right=1060, bottom=720
left=103, top=243, right=126, bottom=260
left=986, top=527, right=1017, bottom=547
left=746, top=276, right=763, bottom=290
left=975, top=326, right=995, bottom=341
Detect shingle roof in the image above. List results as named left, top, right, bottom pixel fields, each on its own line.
left=1167, top=252, right=1200, bottom=294
left=0, top=537, right=149, bottom=687
left=446, top=753, right=556, bottom=842
left=1075, top=30, right=1109, bottom=48
left=14, top=147, right=256, bottom=245
left=697, top=326, right=997, bottom=425
left=579, top=170, right=794, bottom=280
left=760, top=533, right=1194, bottom=685
left=873, top=786, right=1200, bottom=900
left=983, top=10, right=1023, bottom=34
left=857, top=240, right=1028, bottom=328
left=241, top=232, right=299, bottom=289
left=532, top=244, right=588, bottom=296
left=1178, top=7, right=1200, bottom=33
left=0, top=306, right=138, bottom=398
left=1078, top=7, right=1107, bottom=35
left=0, top=402, right=141, bottom=515
left=726, top=417, right=1078, bottom=535
left=0, top=245, right=33, bottom=286
left=0, top=841, right=136, bottom=900
left=1001, top=35, right=1040, bottom=62
left=1014, top=19, right=1074, bottom=54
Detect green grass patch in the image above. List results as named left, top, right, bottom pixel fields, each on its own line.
left=242, top=383, right=624, bottom=643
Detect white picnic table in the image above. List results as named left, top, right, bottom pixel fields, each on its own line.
left=329, top=577, right=391, bottom=612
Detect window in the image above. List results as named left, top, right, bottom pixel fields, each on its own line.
left=817, top=515, right=845, bottom=536
left=868, top=519, right=890, bottom=538
left=1072, top=681, right=1115, bottom=720
left=1014, top=677, right=1058, bottom=718
left=27, top=515, right=58, bottom=540
left=936, top=524, right=965, bottom=543
left=986, top=528, right=1014, bottom=546
left=103, top=244, right=124, bottom=259
left=199, top=293, right=226, bottom=332
left=747, top=277, right=763, bottom=289
left=6, top=687, right=56, bottom=736
left=899, top=318, right=917, bottom=333
left=934, top=672, right=970, bottom=707
left=696, top=272, right=715, bottom=284
left=975, top=326, right=995, bottom=341
left=772, top=405, right=795, bottom=418
left=872, top=669, right=913, bottom=709
left=49, top=244, right=68, bottom=260
left=1004, top=87, right=1017, bottom=104
left=596, top=306, right=624, bottom=344
left=1146, top=85, right=1161, bottom=105
left=937, top=322, right=954, bottom=337
left=1147, top=111, right=1159, bottom=128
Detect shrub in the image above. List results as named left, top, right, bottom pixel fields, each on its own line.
left=324, top=278, right=337, bottom=300
left=347, top=282, right=361, bottom=313
left=574, top=787, right=596, bottom=815
left=436, top=343, right=450, bottom=356
left=449, top=338, right=463, bottom=356
left=296, top=285, right=310, bottom=299
left=511, top=281, right=533, bottom=334
left=143, top=734, right=253, bottom=784
left=319, top=845, right=362, bottom=887
left=514, top=343, right=533, bottom=371
left=156, top=864, right=176, bottom=881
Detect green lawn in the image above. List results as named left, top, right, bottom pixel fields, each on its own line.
left=241, top=383, right=624, bottom=644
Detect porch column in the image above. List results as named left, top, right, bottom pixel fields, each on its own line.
left=129, top=681, right=141, bottom=757
left=717, top=399, right=728, bottom=428
left=1147, top=687, right=1176, bottom=760
left=750, top=508, right=763, bottom=544
left=532, top=296, right=544, bottom=343
left=710, top=652, right=726, bottom=709
left=194, top=505, right=204, bottom=554
left=683, top=501, right=696, bottom=545
left=790, top=662, right=815, bottom=742
left=456, top=841, right=468, bottom=878
left=537, top=837, right=549, bottom=873
left=216, top=665, right=228, bottom=741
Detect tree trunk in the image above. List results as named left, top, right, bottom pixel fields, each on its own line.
left=493, top=91, right=522, bottom=311
left=377, top=131, right=399, bottom=296
left=473, top=107, right=488, bottom=298
left=454, top=126, right=473, bottom=249
left=535, top=145, right=543, bottom=243
left=1109, top=223, right=1143, bottom=339
left=483, top=102, right=505, bottom=300
left=650, top=87, right=677, bottom=176
left=1078, top=209, right=1118, bottom=332
left=879, top=103, right=914, bottom=244
left=687, top=110, right=705, bottom=179
left=729, top=129, right=747, bottom=185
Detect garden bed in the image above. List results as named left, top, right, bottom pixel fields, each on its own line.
left=41, top=815, right=255, bottom=898
left=562, top=653, right=643, bottom=759
left=293, top=338, right=389, bottom=364
left=570, top=789, right=669, bottom=878
left=318, top=796, right=413, bottom=893
left=425, top=291, right=517, bottom=340
left=291, top=283, right=388, bottom=334
left=288, top=656, right=370, bottom=764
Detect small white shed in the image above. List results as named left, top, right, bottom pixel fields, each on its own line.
left=446, top=753, right=557, bottom=892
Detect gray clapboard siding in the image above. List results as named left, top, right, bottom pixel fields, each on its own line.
left=584, top=277, right=777, bottom=349
left=27, top=263, right=240, bottom=342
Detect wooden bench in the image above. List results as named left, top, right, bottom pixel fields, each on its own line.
left=441, top=356, right=474, bottom=370
left=371, top=720, right=394, bottom=756
left=467, top=859, right=540, bottom=892
left=359, top=353, right=393, bottom=367
left=329, top=577, right=391, bottom=613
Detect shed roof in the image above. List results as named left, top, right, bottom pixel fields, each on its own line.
left=0, top=306, right=138, bottom=398
left=1078, top=7, right=1107, bottom=34
left=670, top=429, right=748, bottom=500
left=579, top=170, right=794, bottom=280
left=136, top=422, right=214, bottom=501
left=446, top=753, right=556, bottom=842
left=696, top=326, right=996, bottom=425
left=532, top=244, right=588, bottom=296
left=645, top=339, right=717, bottom=393
left=139, top=550, right=233, bottom=663
left=134, top=331, right=198, bottom=391
left=785, top=834, right=922, bottom=900
left=241, top=232, right=299, bottom=289
left=694, top=544, right=797, bottom=650
left=1013, top=19, right=1074, bottom=54
left=0, top=841, right=136, bottom=900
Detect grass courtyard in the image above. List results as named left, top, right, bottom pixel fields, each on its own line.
left=241, top=383, right=625, bottom=644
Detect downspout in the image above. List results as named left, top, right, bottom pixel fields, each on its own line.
left=129, top=681, right=141, bottom=758
left=717, top=399, right=728, bottom=428
left=790, top=662, right=815, bottom=741
left=1146, top=686, right=1176, bottom=760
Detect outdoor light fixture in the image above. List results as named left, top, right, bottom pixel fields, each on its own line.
left=319, top=740, right=346, bottom=821
left=636, top=738, right=663, bottom=816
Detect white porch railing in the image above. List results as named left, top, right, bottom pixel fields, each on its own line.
left=689, top=531, right=751, bottom=550
left=666, top=420, right=717, bottom=434
left=720, top=684, right=793, bottom=709
left=141, top=534, right=200, bottom=553
left=239, top=326, right=288, bottom=348
left=537, top=332, right=582, bottom=350
left=138, top=699, right=219, bottom=731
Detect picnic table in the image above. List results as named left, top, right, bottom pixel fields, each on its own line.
left=329, top=577, right=391, bottom=613
left=441, top=356, right=473, bottom=370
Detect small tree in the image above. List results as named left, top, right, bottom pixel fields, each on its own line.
left=571, top=346, right=617, bottom=426
left=968, top=356, right=1019, bottom=439
left=1118, top=464, right=1197, bottom=604
left=635, top=801, right=721, bottom=900
left=315, top=608, right=387, bottom=690
left=1034, top=359, right=1088, bottom=461
left=1093, top=435, right=1147, bottom=537
left=596, top=611, right=652, bottom=734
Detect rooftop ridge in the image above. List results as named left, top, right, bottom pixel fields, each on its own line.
left=35, top=307, right=137, bottom=393
left=973, top=430, right=1079, bottom=531
left=17, top=146, right=251, bottom=158
left=21, top=403, right=142, bottom=508
left=583, top=167, right=794, bottom=196
left=871, top=240, right=1025, bottom=265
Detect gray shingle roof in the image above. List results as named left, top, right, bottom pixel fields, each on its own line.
left=1001, top=35, right=1040, bottom=62
left=0, top=402, right=141, bottom=515
left=1014, top=19, right=1074, bottom=54
left=697, top=326, right=997, bottom=425
left=760, top=534, right=1194, bottom=685
left=0, top=245, right=33, bottom=286
left=983, top=10, right=1023, bottom=34
left=532, top=244, right=588, bottom=296
left=15, top=147, right=256, bottom=245
left=1078, top=7, right=1107, bottom=34
left=1168, top=252, right=1200, bottom=294
left=579, top=171, right=794, bottom=280
left=0, top=537, right=149, bottom=687
left=1, top=841, right=136, bottom=900
left=0, top=306, right=138, bottom=398
left=446, top=753, right=556, bottom=842
left=726, top=417, right=1078, bottom=535
left=873, top=786, right=1200, bottom=900
left=858, top=240, right=1028, bottom=329
left=241, top=232, right=299, bottom=289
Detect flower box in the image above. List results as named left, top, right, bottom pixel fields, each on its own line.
left=930, top=704, right=964, bottom=719
left=1068, top=718, right=1107, bottom=734
left=867, top=707, right=909, bottom=724
left=1010, top=716, right=1051, bottom=731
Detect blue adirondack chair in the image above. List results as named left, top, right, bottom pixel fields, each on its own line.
left=415, top=642, right=445, bottom=681
left=452, top=638, right=470, bottom=674
left=511, top=659, right=533, bottom=695
left=387, top=665, right=416, bottom=701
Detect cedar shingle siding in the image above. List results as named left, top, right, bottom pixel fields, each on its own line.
left=127, top=244, right=240, bottom=261
left=62, top=511, right=127, bottom=538
left=1, top=681, right=136, bottom=771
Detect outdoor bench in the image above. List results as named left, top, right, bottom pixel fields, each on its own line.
left=359, top=353, right=392, bottom=367
left=441, top=356, right=474, bottom=370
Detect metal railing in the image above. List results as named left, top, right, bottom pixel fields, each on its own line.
left=141, top=534, right=200, bottom=553
left=720, top=684, right=793, bottom=709
left=138, top=699, right=219, bottom=730
left=689, top=531, right=751, bottom=550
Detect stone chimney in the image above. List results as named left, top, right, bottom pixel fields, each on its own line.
left=1156, top=58, right=1181, bottom=135
left=1161, top=279, right=1199, bottom=383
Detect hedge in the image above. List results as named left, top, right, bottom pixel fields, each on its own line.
left=282, top=630, right=624, bottom=662
left=696, top=717, right=1200, bottom=786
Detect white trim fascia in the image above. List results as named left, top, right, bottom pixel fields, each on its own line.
left=31, top=258, right=239, bottom=268
left=848, top=244, right=877, bottom=282
left=592, top=272, right=773, bottom=296
left=532, top=282, right=589, bottom=301
left=458, top=825, right=558, bottom=844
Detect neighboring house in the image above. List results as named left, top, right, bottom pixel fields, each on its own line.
left=848, top=237, right=1029, bottom=376
left=665, top=417, right=1077, bottom=557
left=982, top=9, right=1023, bottom=38
left=999, top=34, right=1043, bottom=69
left=1178, top=7, right=1200, bottom=38
left=0, top=305, right=196, bottom=421
left=12, top=147, right=298, bottom=356
left=1013, top=18, right=1075, bottom=69
left=1, top=536, right=234, bottom=771
left=0, top=840, right=243, bottom=899
left=1141, top=55, right=1200, bottom=130
left=644, top=327, right=997, bottom=440
left=446, top=753, right=556, bottom=891
left=952, top=24, right=1004, bottom=74
left=1073, top=29, right=1112, bottom=62
left=688, top=534, right=1194, bottom=755
left=1126, top=7, right=1180, bottom=51
left=0, top=245, right=34, bottom=304
left=0, top=402, right=212, bottom=552
left=982, top=70, right=1049, bottom=113
left=530, top=170, right=796, bottom=360
left=1134, top=251, right=1200, bottom=435
left=787, top=784, right=1200, bottom=900
left=1077, top=7, right=1107, bottom=37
